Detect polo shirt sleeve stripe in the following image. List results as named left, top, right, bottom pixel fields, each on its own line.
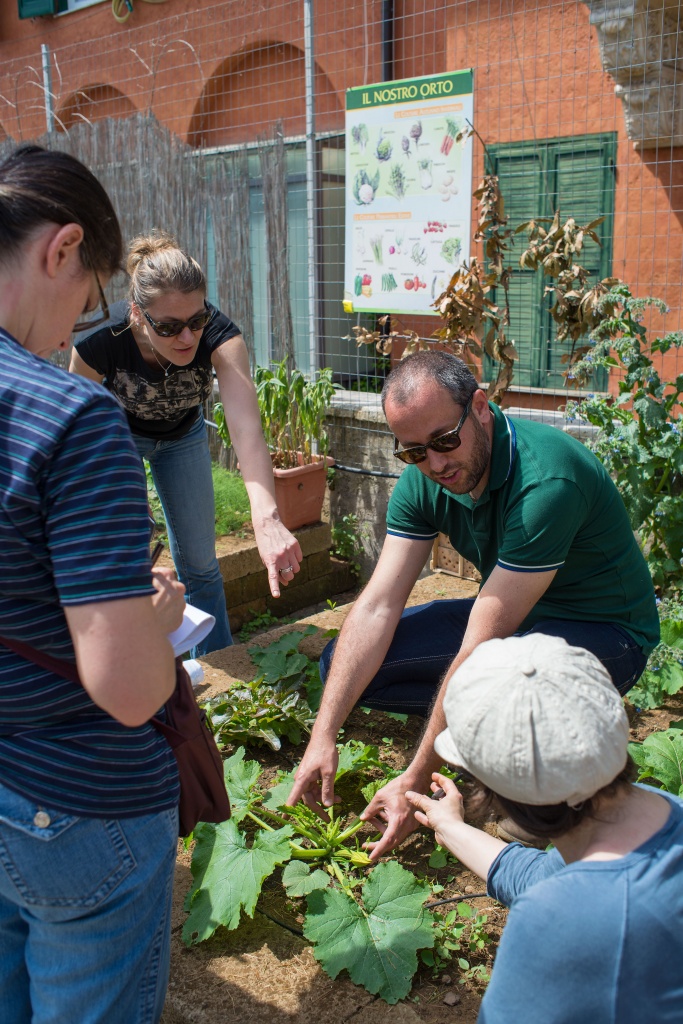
left=387, top=527, right=439, bottom=540
left=497, top=557, right=566, bottom=572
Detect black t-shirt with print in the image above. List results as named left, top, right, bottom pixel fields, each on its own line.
left=74, top=300, right=241, bottom=441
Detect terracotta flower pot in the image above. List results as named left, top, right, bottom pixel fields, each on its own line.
left=273, top=454, right=334, bottom=531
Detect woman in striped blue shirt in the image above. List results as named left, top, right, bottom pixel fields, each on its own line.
left=0, top=145, right=186, bottom=1023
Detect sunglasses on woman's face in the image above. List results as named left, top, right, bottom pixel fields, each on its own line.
left=141, top=304, right=213, bottom=338
left=393, top=395, right=474, bottom=465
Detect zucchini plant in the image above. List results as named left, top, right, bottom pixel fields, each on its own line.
left=183, top=744, right=439, bottom=1004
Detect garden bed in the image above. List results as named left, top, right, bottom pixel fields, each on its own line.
left=162, top=573, right=683, bottom=1023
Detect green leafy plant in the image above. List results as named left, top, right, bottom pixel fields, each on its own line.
left=248, top=626, right=322, bottom=710
left=237, top=609, right=284, bottom=642
left=215, top=359, right=339, bottom=470
left=211, top=464, right=251, bottom=536
left=203, top=628, right=321, bottom=748
left=183, top=745, right=436, bottom=1004
left=387, top=163, right=406, bottom=200
left=146, top=461, right=251, bottom=542
left=565, top=285, right=683, bottom=596
left=330, top=512, right=367, bottom=579
left=204, top=679, right=315, bottom=751
left=627, top=600, right=683, bottom=709
left=304, top=861, right=434, bottom=1003
left=422, top=901, right=492, bottom=983
left=628, top=723, right=683, bottom=796
left=351, top=123, right=369, bottom=152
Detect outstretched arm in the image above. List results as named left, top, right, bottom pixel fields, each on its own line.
left=212, top=337, right=302, bottom=597
left=287, top=533, right=432, bottom=812
left=361, top=564, right=557, bottom=860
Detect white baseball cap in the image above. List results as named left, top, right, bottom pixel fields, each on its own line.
left=434, top=633, right=630, bottom=806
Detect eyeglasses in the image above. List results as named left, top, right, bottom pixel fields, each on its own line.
left=72, top=272, right=110, bottom=333
left=393, top=395, right=474, bottom=465
left=141, top=304, right=213, bottom=338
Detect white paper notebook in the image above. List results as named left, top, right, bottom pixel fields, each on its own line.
left=167, top=604, right=215, bottom=657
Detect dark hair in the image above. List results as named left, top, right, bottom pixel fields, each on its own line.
left=0, top=144, right=122, bottom=276
left=381, top=349, right=479, bottom=412
left=467, top=758, right=637, bottom=841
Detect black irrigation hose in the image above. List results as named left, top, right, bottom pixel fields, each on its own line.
left=426, top=892, right=489, bottom=908
left=332, top=462, right=401, bottom=479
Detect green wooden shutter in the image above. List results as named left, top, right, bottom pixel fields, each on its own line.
left=486, top=133, right=616, bottom=391
left=544, top=137, right=616, bottom=388
left=490, top=150, right=545, bottom=388
left=18, top=0, right=57, bottom=16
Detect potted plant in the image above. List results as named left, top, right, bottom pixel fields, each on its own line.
left=214, top=359, right=338, bottom=530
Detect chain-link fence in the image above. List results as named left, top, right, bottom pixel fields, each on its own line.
left=2, top=0, right=682, bottom=550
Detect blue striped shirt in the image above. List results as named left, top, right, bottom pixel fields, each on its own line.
left=0, top=330, right=179, bottom=817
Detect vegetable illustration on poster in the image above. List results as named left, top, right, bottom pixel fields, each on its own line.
left=344, top=70, right=474, bottom=315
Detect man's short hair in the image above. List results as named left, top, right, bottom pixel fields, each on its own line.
left=381, top=350, right=479, bottom=412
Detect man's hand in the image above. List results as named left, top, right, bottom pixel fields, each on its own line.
left=360, top=773, right=422, bottom=861
left=287, top=738, right=340, bottom=813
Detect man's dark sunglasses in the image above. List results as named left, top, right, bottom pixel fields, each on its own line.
left=141, top=304, right=214, bottom=338
left=393, top=394, right=474, bottom=465
left=72, top=273, right=110, bottom=333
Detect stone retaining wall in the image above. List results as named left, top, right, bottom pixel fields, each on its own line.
left=217, top=522, right=356, bottom=630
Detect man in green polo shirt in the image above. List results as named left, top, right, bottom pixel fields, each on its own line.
left=288, top=351, right=659, bottom=859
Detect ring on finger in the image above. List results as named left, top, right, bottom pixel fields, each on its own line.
left=279, top=565, right=294, bottom=575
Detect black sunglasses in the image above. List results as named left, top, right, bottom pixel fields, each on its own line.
left=72, top=272, right=110, bottom=334
left=141, top=303, right=213, bottom=338
left=393, top=394, right=474, bottom=465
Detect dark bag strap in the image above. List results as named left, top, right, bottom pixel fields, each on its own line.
left=0, top=635, right=81, bottom=683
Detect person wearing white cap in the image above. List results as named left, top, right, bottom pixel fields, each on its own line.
left=406, top=634, right=683, bottom=1024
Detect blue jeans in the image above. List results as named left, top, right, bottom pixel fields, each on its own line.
left=320, top=599, right=649, bottom=717
left=0, top=782, right=178, bottom=1023
left=134, top=413, right=233, bottom=656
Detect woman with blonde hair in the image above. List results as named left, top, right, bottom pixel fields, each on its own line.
left=0, top=145, right=186, bottom=1021
left=71, top=230, right=301, bottom=655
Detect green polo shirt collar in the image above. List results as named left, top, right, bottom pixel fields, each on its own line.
left=443, top=402, right=517, bottom=509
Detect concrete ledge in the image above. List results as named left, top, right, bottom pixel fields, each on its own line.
left=215, top=522, right=355, bottom=632
left=217, top=522, right=332, bottom=583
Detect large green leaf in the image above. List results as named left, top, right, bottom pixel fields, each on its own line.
left=262, top=769, right=297, bottom=810
left=183, top=819, right=294, bottom=944
left=282, top=860, right=330, bottom=897
left=222, top=747, right=262, bottom=821
left=629, top=729, right=683, bottom=796
left=303, top=860, right=434, bottom=1004
left=661, top=618, right=683, bottom=650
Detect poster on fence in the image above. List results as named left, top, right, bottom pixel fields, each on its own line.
left=343, top=69, right=474, bottom=316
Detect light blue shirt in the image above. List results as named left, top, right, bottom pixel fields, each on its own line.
left=480, top=787, right=683, bottom=1023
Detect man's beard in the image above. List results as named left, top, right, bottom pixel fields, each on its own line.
left=425, top=414, right=491, bottom=495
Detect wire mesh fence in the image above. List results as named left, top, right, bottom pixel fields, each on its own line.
left=2, top=0, right=682, bottom=529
